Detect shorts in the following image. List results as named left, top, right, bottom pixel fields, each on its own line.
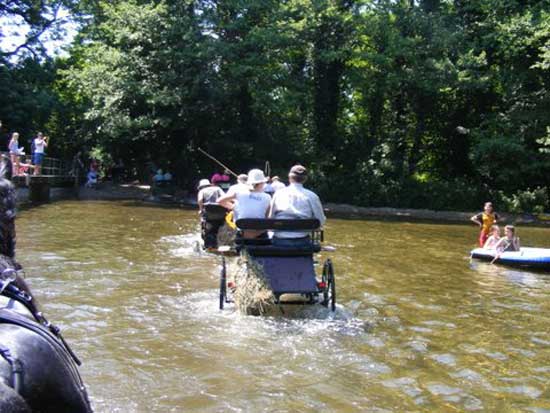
left=33, top=153, right=44, bottom=165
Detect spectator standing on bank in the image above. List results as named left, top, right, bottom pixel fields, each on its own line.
left=33, top=134, right=48, bottom=175
left=8, top=132, right=21, bottom=176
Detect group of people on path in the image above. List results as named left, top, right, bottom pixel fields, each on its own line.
left=197, top=164, right=325, bottom=247
left=8, top=131, right=48, bottom=176
left=471, top=202, right=520, bottom=252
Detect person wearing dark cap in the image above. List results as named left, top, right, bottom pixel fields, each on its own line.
left=269, top=164, right=326, bottom=242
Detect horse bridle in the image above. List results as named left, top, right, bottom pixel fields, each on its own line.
left=0, top=269, right=82, bottom=366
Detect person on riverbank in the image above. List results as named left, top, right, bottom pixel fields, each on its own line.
left=85, top=168, right=98, bottom=188
left=217, top=169, right=271, bottom=238
left=32, top=134, right=48, bottom=175
left=8, top=132, right=21, bottom=176
left=494, top=225, right=520, bottom=252
left=471, top=202, right=500, bottom=247
left=269, top=165, right=326, bottom=244
left=483, top=225, right=501, bottom=249
left=153, top=169, right=164, bottom=184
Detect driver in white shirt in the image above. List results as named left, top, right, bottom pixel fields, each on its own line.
left=269, top=165, right=326, bottom=243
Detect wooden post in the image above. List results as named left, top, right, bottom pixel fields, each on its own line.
left=28, top=176, right=50, bottom=203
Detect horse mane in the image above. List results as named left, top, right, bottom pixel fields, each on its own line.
left=0, top=159, right=16, bottom=258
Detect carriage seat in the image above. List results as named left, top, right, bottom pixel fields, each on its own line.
left=202, top=203, right=229, bottom=221
left=235, top=218, right=321, bottom=257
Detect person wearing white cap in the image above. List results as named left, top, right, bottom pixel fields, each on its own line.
left=269, top=164, right=326, bottom=241
left=217, top=169, right=271, bottom=238
left=197, top=178, right=226, bottom=249
left=197, top=178, right=224, bottom=214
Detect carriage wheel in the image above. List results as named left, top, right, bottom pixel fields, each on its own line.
left=321, top=260, right=330, bottom=307
left=328, top=268, right=336, bottom=312
left=219, top=257, right=227, bottom=310
left=326, top=259, right=336, bottom=312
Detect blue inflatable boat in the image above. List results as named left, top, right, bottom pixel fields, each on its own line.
left=470, top=247, right=550, bottom=271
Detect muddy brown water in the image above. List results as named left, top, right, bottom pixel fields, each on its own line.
left=15, top=200, right=550, bottom=412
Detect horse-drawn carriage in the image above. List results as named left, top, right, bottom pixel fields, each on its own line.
left=217, top=218, right=336, bottom=312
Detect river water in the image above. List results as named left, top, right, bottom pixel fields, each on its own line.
left=16, top=201, right=550, bottom=412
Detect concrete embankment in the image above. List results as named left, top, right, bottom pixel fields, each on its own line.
left=16, top=182, right=550, bottom=227
left=324, top=203, right=550, bottom=227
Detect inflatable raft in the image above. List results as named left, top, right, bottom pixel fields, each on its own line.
left=470, top=247, right=550, bottom=271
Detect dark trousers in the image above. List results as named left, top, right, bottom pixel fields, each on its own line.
left=201, top=219, right=224, bottom=249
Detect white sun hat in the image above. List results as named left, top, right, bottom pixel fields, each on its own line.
left=197, top=179, right=211, bottom=189
left=247, top=169, right=268, bottom=185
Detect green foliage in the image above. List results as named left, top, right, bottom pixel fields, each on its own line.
left=499, top=187, right=550, bottom=214
left=1, top=0, right=549, bottom=213
left=89, top=146, right=113, bottom=178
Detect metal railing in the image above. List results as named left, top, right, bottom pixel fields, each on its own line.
left=1, top=152, right=71, bottom=176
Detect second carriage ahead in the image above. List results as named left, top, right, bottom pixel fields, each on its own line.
left=218, top=218, right=336, bottom=312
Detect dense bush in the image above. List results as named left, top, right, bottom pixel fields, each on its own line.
left=498, top=187, right=550, bottom=214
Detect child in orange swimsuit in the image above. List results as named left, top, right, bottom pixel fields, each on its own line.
left=471, top=202, right=500, bottom=247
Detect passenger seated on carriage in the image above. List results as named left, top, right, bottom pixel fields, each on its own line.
left=197, top=178, right=225, bottom=248
left=217, top=169, right=271, bottom=239
left=269, top=165, right=325, bottom=247
left=226, top=174, right=249, bottom=196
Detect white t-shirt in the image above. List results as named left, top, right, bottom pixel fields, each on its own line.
left=198, top=186, right=224, bottom=204
left=271, top=180, right=285, bottom=192
left=270, top=183, right=326, bottom=238
left=34, top=138, right=46, bottom=154
left=226, top=182, right=249, bottom=197
left=234, top=191, right=271, bottom=221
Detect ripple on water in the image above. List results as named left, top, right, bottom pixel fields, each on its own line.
left=407, top=337, right=430, bottom=353
left=500, top=385, right=543, bottom=399
left=430, top=353, right=457, bottom=367
left=531, top=336, right=550, bottom=346
left=425, top=383, right=486, bottom=410
left=158, top=232, right=205, bottom=258
left=381, top=377, right=423, bottom=398
left=422, top=320, right=457, bottom=329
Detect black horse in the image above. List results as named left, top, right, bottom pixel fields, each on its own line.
left=0, top=170, right=92, bottom=412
